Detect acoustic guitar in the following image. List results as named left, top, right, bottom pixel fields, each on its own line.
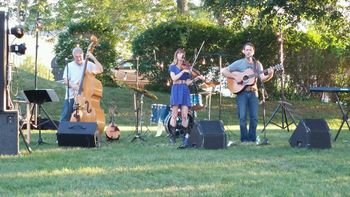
left=105, top=106, right=120, bottom=141
left=227, top=64, right=283, bottom=94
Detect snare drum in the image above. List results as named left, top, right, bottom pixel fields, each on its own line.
left=190, top=94, right=204, bottom=111
left=150, top=104, right=170, bottom=124
left=164, top=111, right=194, bottom=137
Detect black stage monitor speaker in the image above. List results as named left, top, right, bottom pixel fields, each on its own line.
left=189, top=120, right=227, bottom=149
left=0, top=111, right=19, bottom=155
left=57, top=122, right=97, bottom=147
left=289, top=119, right=331, bottom=149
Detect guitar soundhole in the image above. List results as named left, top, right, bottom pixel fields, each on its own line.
left=243, top=75, right=249, bottom=81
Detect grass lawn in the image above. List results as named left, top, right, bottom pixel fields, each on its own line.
left=1, top=70, right=350, bottom=196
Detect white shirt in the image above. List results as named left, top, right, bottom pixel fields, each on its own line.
left=62, top=60, right=97, bottom=99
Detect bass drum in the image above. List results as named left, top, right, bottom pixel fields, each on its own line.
left=164, top=112, right=194, bottom=137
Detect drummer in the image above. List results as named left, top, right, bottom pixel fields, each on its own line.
left=168, top=48, right=204, bottom=148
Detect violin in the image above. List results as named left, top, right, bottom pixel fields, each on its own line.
left=181, top=60, right=201, bottom=78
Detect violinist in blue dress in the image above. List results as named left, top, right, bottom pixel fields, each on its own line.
left=168, top=48, right=205, bottom=148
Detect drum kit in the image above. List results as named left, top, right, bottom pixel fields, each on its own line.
left=112, top=64, right=231, bottom=141
left=150, top=80, right=221, bottom=137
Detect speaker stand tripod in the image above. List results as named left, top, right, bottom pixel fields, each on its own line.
left=261, top=13, right=297, bottom=133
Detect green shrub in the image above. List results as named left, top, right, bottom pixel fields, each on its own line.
left=54, top=20, right=118, bottom=86
left=132, top=19, right=280, bottom=94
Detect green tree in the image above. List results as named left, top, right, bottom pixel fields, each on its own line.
left=132, top=19, right=280, bottom=92
left=204, top=0, right=349, bottom=35
left=54, top=20, right=118, bottom=85
left=26, top=0, right=176, bottom=58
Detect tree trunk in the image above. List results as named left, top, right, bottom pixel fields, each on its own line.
left=177, top=0, right=188, bottom=15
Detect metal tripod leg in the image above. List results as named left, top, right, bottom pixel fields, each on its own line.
left=261, top=101, right=297, bottom=133
left=333, top=97, right=350, bottom=141
left=334, top=115, right=350, bottom=141
left=19, top=126, right=32, bottom=153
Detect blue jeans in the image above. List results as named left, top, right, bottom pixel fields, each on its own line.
left=236, top=91, right=259, bottom=142
left=60, top=98, right=75, bottom=122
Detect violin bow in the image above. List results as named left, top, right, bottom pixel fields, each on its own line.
left=192, top=41, right=205, bottom=67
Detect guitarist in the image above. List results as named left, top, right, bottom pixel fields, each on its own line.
left=221, top=42, right=274, bottom=143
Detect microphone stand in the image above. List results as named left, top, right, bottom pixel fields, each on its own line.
left=252, top=57, right=270, bottom=145
left=65, top=58, right=71, bottom=117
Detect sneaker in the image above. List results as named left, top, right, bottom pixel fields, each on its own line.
left=227, top=140, right=239, bottom=147
left=177, top=144, right=190, bottom=149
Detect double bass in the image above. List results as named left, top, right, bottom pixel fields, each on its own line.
left=70, top=35, right=105, bottom=134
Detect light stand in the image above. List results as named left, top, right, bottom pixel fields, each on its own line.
left=0, top=11, right=31, bottom=154
left=34, top=15, right=41, bottom=89
left=218, top=56, right=222, bottom=120
left=260, top=8, right=297, bottom=133
left=33, top=14, right=44, bottom=145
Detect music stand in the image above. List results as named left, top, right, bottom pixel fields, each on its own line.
left=23, top=89, right=59, bottom=145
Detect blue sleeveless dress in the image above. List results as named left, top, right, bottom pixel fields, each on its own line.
left=169, top=64, right=191, bottom=107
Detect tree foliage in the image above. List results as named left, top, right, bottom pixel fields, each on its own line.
left=132, top=19, right=281, bottom=92
left=17, top=0, right=349, bottom=101
left=25, top=0, right=176, bottom=58
left=204, top=0, right=349, bottom=36
left=54, top=20, right=118, bottom=85
left=203, top=0, right=350, bottom=100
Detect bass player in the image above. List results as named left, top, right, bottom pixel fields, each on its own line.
left=59, top=47, right=103, bottom=122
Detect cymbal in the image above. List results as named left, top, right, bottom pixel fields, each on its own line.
left=110, top=75, right=158, bottom=101
left=126, top=84, right=147, bottom=94
left=204, top=81, right=220, bottom=87
left=144, top=92, right=158, bottom=101
left=125, top=84, right=158, bottom=101
left=199, top=81, right=220, bottom=89
left=197, top=91, right=216, bottom=95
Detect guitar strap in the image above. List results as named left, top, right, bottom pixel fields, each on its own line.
left=253, top=58, right=268, bottom=99
left=252, top=59, right=259, bottom=86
